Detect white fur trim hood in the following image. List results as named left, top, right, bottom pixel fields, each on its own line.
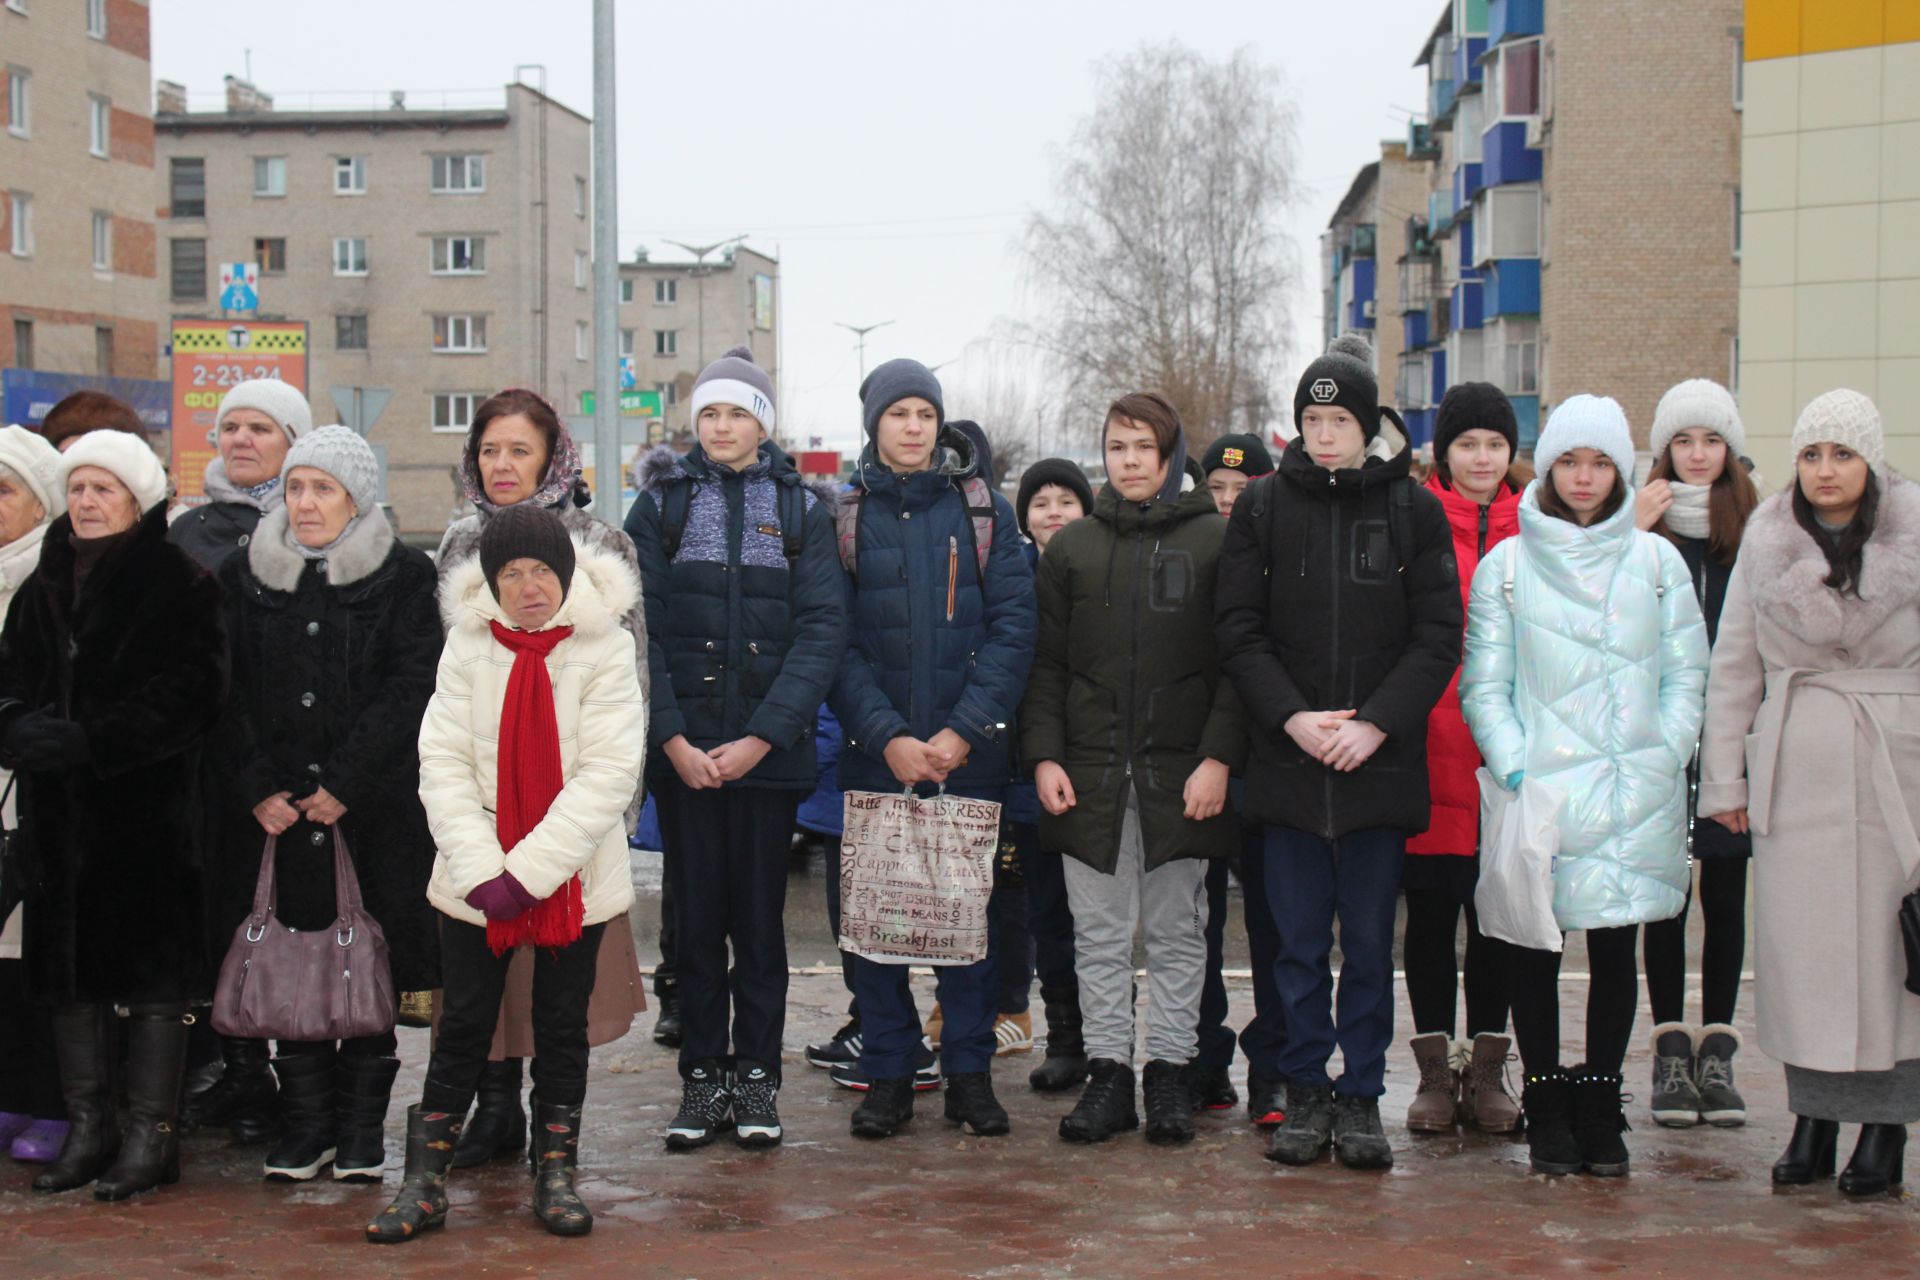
left=438, top=534, right=641, bottom=642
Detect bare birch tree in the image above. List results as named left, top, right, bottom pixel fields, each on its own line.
left=1022, top=42, right=1299, bottom=449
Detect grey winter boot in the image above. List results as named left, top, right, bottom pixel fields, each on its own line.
left=1693, top=1023, right=1746, bottom=1127
left=1405, top=1033, right=1457, bottom=1133
left=1648, top=1022, right=1702, bottom=1128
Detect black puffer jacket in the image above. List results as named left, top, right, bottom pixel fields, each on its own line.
left=626, top=442, right=845, bottom=790
left=1215, top=430, right=1462, bottom=838
left=1021, top=482, right=1246, bottom=871
left=207, top=510, right=443, bottom=989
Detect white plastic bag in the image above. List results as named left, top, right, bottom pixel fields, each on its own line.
left=838, top=788, right=1000, bottom=965
left=1473, top=768, right=1566, bottom=953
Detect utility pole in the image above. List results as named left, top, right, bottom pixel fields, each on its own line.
left=664, top=235, right=746, bottom=367
left=590, top=0, right=620, bottom=524
left=837, top=319, right=894, bottom=382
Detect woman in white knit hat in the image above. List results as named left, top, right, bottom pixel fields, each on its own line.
left=0, top=428, right=226, bottom=1201
left=0, top=424, right=68, bottom=1165
left=1460, top=393, right=1709, bottom=1179
left=1700, top=389, right=1920, bottom=1197
left=1631, top=379, right=1763, bottom=1132
left=169, top=378, right=313, bottom=574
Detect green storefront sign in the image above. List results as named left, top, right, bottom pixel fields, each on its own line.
left=579, top=389, right=665, bottom=418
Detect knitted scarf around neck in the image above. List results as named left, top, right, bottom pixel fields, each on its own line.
left=1665, top=481, right=1712, bottom=540
left=484, top=619, right=584, bottom=954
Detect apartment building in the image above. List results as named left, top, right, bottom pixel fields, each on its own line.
left=615, top=243, right=779, bottom=440
left=1738, top=1, right=1918, bottom=476
left=0, top=0, right=162, bottom=414
left=154, top=76, right=592, bottom=535
left=1321, top=144, right=1431, bottom=444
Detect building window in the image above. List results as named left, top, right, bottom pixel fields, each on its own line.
left=253, top=236, right=286, bottom=274
left=619, top=328, right=635, bottom=357
left=1734, top=35, right=1744, bottom=110
left=12, top=318, right=31, bottom=370
left=574, top=251, right=589, bottom=289
left=1489, top=38, right=1541, bottom=120
left=1729, top=335, right=1740, bottom=395
left=574, top=176, right=586, bottom=217
left=86, top=0, right=105, bottom=37
left=253, top=156, right=287, bottom=197
left=1732, top=189, right=1742, bottom=259
left=1495, top=318, right=1539, bottom=395
left=619, top=278, right=634, bottom=304
left=1469, top=185, right=1541, bottom=266
left=170, top=237, right=206, bottom=299
left=654, top=380, right=678, bottom=408
left=6, top=68, right=28, bottom=138
left=654, top=329, right=677, bottom=357
left=169, top=157, right=205, bottom=218
left=335, top=314, right=368, bottom=351
left=432, top=392, right=485, bottom=432
left=432, top=314, right=487, bottom=353
left=90, top=210, right=110, bottom=270
left=431, top=235, right=486, bottom=274
left=1456, top=93, right=1485, bottom=164
left=655, top=278, right=678, bottom=305
left=335, top=155, right=366, bottom=195
left=1447, top=328, right=1485, bottom=384
left=94, top=325, right=112, bottom=374
left=430, top=154, right=484, bottom=193
left=575, top=321, right=589, bottom=360
left=87, top=95, right=108, bottom=157
left=333, top=235, right=368, bottom=276
left=7, top=190, right=28, bottom=256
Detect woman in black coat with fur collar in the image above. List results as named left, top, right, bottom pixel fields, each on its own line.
left=0, top=430, right=228, bottom=1202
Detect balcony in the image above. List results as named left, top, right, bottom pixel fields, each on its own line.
left=1408, top=120, right=1440, bottom=160
left=1430, top=77, right=1457, bottom=125
left=1343, top=257, right=1377, bottom=331
left=1483, top=259, right=1540, bottom=319
left=1453, top=35, right=1488, bottom=86
left=1488, top=0, right=1543, bottom=45
left=1428, top=191, right=1454, bottom=237
left=1403, top=309, right=1429, bottom=351
left=1349, top=223, right=1377, bottom=258
left=1430, top=349, right=1449, bottom=405
left=1452, top=279, right=1485, bottom=331
left=1482, top=120, right=1542, bottom=188
left=1453, top=161, right=1486, bottom=213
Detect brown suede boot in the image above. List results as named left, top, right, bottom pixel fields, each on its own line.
left=1461, top=1033, right=1521, bottom=1133
left=1406, top=1033, right=1457, bottom=1133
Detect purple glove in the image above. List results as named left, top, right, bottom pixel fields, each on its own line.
left=465, top=871, right=540, bottom=922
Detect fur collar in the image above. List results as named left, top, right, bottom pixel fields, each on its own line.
left=246, top=506, right=396, bottom=592
left=1740, top=472, right=1920, bottom=648
left=438, top=535, right=639, bottom=640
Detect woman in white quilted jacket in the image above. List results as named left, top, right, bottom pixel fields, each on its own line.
left=1461, top=395, right=1708, bottom=1180
left=367, top=506, right=645, bottom=1245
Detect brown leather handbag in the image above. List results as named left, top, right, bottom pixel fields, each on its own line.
left=212, top=831, right=396, bottom=1041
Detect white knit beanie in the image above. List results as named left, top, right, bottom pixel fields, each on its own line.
left=1792, top=389, right=1884, bottom=474
left=217, top=378, right=313, bottom=444
left=58, top=428, right=169, bottom=514
left=1650, top=379, right=1745, bottom=462
left=1534, top=394, right=1636, bottom=480
left=0, top=424, right=66, bottom=517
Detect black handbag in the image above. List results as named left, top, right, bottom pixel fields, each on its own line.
left=0, top=775, right=23, bottom=928
left=1900, top=889, right=1920, bottom=998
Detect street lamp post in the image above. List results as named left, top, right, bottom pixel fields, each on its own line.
left=836, top=319, right=894, bottom=383
left=663, top=235, right=747, bottom=368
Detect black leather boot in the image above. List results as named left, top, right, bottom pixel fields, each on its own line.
left=452, top=1057, right=527, bottom=1168
left=1838, top=1123, right=1907, bottom=1196
left=365, top=1106, right=461, bottom=1244
left=1520, top=1069, right=1582, bottom=1176
left=529, top=1099, right=593, bottom=1237
left=262, top=1050, right=337, bottom=1181
left=1772, top=1115, right=1839, bottom=1185
left=33, top=1003, right=120, bottom=1193
left=180, top=1034, right=279, bottom=1141
left=652, top=979, right=683, bottom=1048
left=1059, top=1059, right=1139, bottom=1143
left=94, top=1005, right=189, bottom=1201
left=1143, top=1060, right=1195, bottom=1145
left=333, top=1055, right=401, bottom=1182
left=1028, top=984, right=1089, bottom=1092
left=943, top=1071, right=1011, bottom=1137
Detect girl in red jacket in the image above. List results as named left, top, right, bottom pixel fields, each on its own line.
left=1402, top=383, right=1530, bottom=1135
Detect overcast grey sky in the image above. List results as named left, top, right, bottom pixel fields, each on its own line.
left=153, top=0, right=1441, bottom=458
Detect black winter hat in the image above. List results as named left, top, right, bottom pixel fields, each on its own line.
left=480, top=504, right=576, bottom=603
left=1015, top=457, right=1094, bottom=536
left=859, top=358, right=945, bottom=437
left=1433, top=381, right=1519, bottom=462
left=1199, top=432, right=1275, bottom=477
left=1292, top=332, right=1382, bottom=440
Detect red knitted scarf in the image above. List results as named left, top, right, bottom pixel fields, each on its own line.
left=486, top=619, right=584, bottom=955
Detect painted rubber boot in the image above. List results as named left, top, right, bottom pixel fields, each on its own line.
left=530, top=1099, right=594, bottom=1237
left=365, top=1106, right=460, bottom=1243
left=94, top=1005, right=190, bottom=1201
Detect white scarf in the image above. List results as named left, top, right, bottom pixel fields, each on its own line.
left=1665, top=481, right=1712, bottom=540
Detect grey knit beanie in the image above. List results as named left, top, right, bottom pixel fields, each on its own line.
left=859, top=358, right=945, bottom=437
left=283, top=425, right=380, bottom=515
left=217, top=378, right=313, bottom=444
left=690, top=345, right=776, bottom=435
left=1650, top=379, right=1745, bottom=462
left=1792, top=389, right=1883, bottom=474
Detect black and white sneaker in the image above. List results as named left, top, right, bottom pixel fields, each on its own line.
left=805, top=1020, right=862, bottom=1070
left=830, top=1037, right=942, bottom=1093
left=732, top=1062, right=783, bottom=1149
left=664, top=1060, right=733, bottom=1151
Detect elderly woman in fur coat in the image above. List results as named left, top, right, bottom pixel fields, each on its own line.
left=1701, top=390, right=1920, bottom=1197
left=432, top=388, right=649, bottom=1168
left=206, top=427, right=442, bottom=1186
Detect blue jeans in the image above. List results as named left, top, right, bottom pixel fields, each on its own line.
left=1235, top=835, right=1287, bottom=1077
left=1259, top=825, right=1405, bottom=1098
left=1018, top=825, right=1079, bottom=991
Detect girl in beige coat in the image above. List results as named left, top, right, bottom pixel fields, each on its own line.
left=1700, top=390, right=1920, bottom=1197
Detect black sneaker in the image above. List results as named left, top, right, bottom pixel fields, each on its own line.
left=1183, top=1062, right=1238, bottom=1113
left=1058, top=1059, right=1139, bottom=1143
left=805, top=1019, right=862, bottom=1070
left=664, top=1061, right=733, bottom=1151
left=1264, top=1082, right=1333, bottom=1165
left=850, top=1075, right=915, bottom=1139
left=943, top=1072, right=1010, bottom=1136
left=1331, top=1094, right=1393, bottom=1169
left=830, top=1037, right=942, bottom=1093
left=1143, top=1060, right=1195, bottom=1145
left=1247, top=1072, right=1288, bottom=1128
left=732, top=1062, right=781, bottom=1149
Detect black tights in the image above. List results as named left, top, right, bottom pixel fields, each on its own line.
left=1402, top=889, right=1511, bottom=1038
left=1642, top=859, right=1747, bottom=1027
left=1508, top=925, right=1640, bottom=1077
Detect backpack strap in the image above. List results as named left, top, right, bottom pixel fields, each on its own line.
left=1389, top=476, right=1415, bottom=575
left=835, top=489, right=864, bottom=575
left=959, top=474, right=996, bottom=575
left=1503, top=537, right=1521, bottom=611
left=778, top=481, right=808, bottom=563
left=659, top=482, right=693, bottom=563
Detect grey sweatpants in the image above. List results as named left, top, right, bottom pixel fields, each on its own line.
left=1062, top=787, right=1211, bottom=1065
